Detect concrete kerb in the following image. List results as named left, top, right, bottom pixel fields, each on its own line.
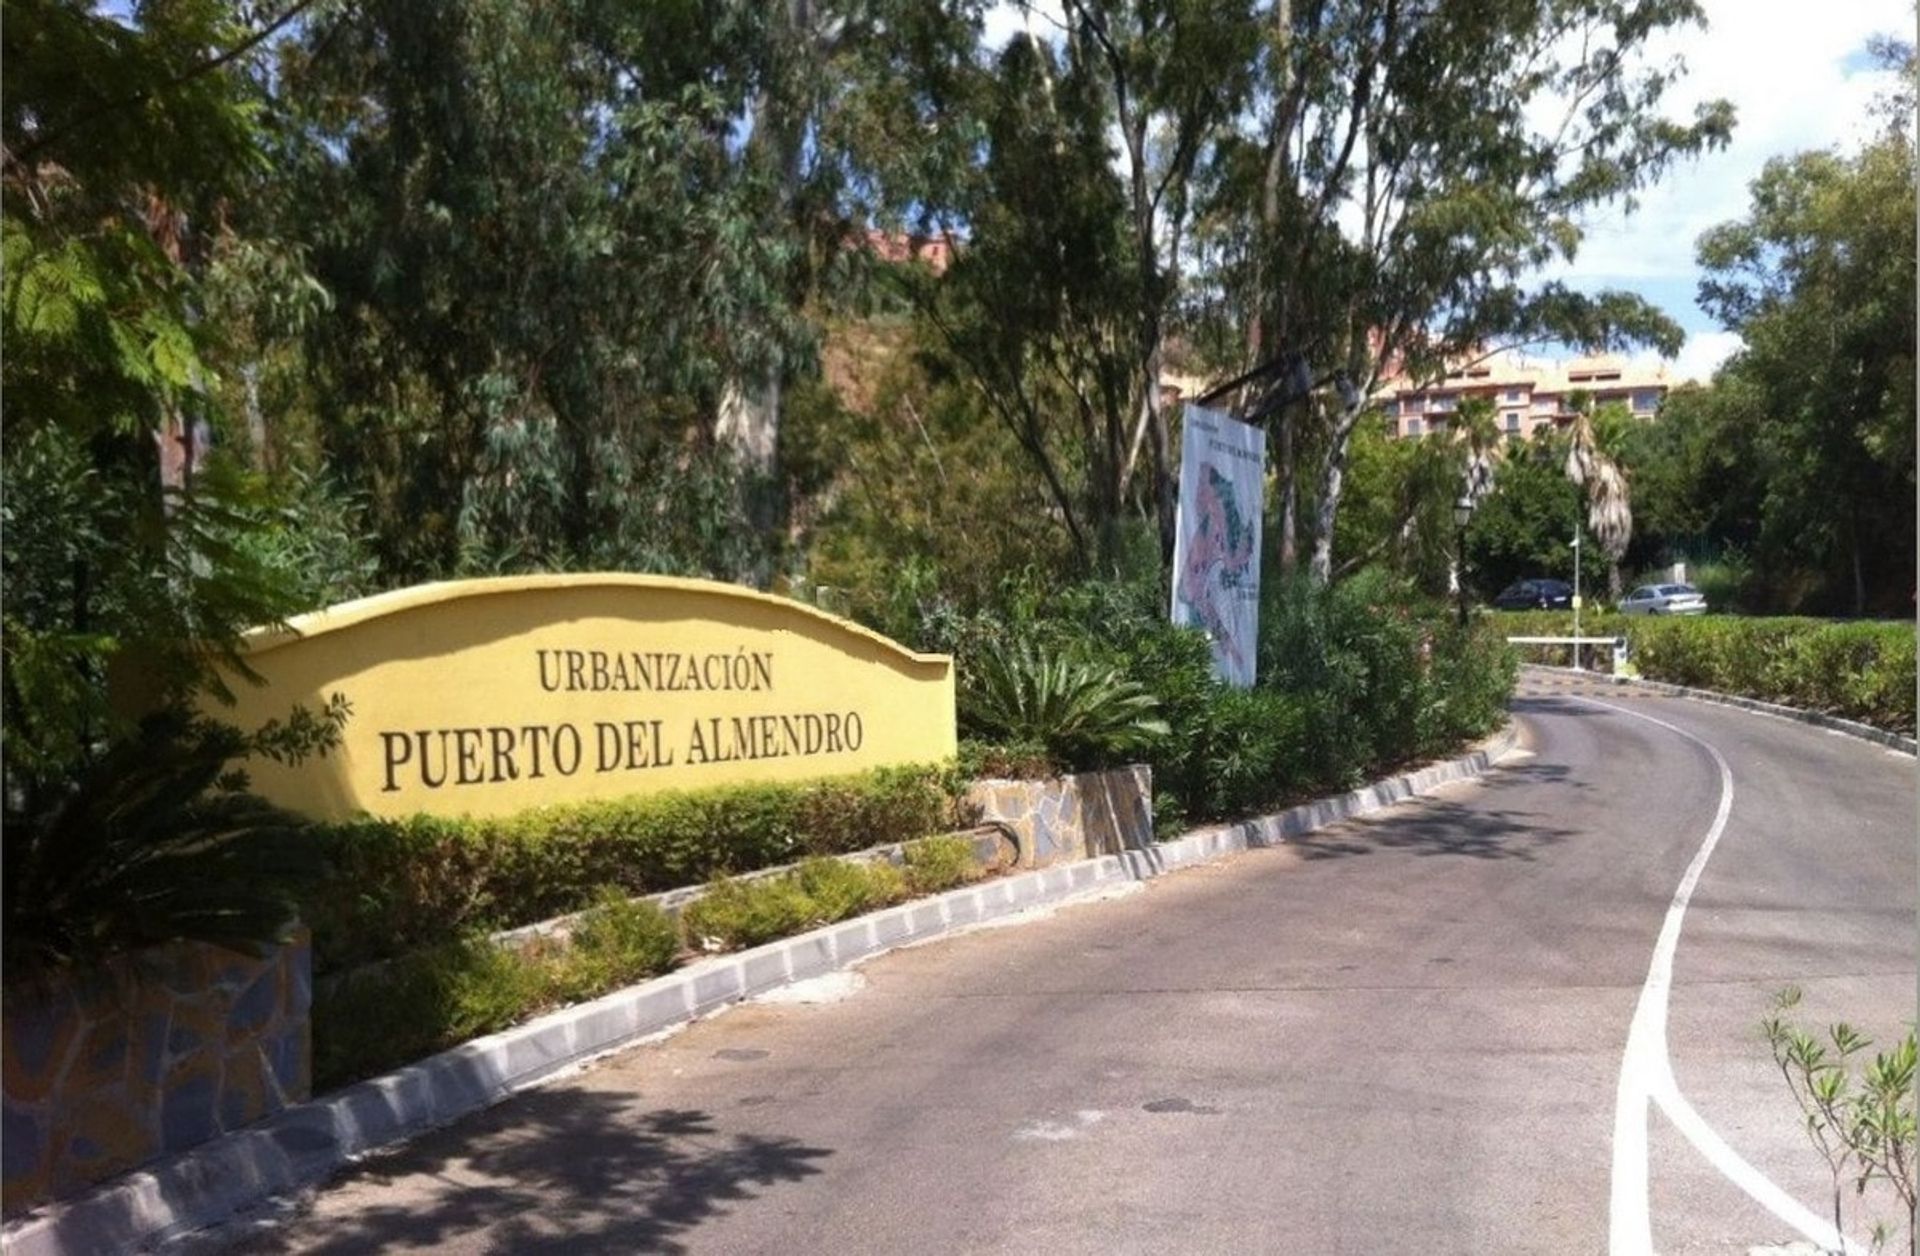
left=1521, top=663, right=1918, bottom=755
left=3, top=722, right=1518, bottom=1256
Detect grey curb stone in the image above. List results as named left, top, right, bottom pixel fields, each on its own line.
left=3, top=724, right=1516, bottom=1256
left=1522, top=663, right=1917, bottom=755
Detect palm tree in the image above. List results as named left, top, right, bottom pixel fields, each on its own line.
left=1446, top=397, right=1506, bottom=600
left=1562, top=395, right=1633, bottom=599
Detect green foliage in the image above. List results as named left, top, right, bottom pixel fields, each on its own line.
left=956, top=737, right=1061, bottom=782
left=1501, top=611, right=1916, bottom=733
left=901, top=835, right=982, bottom=895
left=683, top=858, right=913, bottom=952
left=304, top=764, right=957, bottom=974
left=936, top=566, right=1514, bottom=828
left=549, top=889, right=682, bottom=1006
left=313, top=937, right=545, bottom=1091
left=960, top=644, right=1171, bottom=767
left=1676, top=72, right=1916, bottom=615
left=2, top=3, right=361, bottom=982
left=313, top=832, right=985, bottom=1090
left=2, top=714, right=330, bottom=982
left=1461, top=434, right=1607, bottom=598
left=1760, top=987, right=1917, bottom=1252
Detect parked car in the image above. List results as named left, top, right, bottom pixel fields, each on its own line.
left=1618, top=583, right=1707, bottom=615
left=1492, top=578, right=1574, bottom=610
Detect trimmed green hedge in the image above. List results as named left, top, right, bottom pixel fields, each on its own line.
left=1498, top=611, right=1916, bottom=734
left=304, top=763, right=960, bottom=975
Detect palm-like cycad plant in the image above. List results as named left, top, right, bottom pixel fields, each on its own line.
left=961, top=644, right=1171, bottom=768
left=3, top=714, right=324, bottom=982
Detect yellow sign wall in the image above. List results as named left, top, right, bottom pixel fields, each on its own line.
left=217, top=575, right=957, bottom=820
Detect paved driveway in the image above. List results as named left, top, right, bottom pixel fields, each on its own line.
left=227, top=686, right=1915, bottom=1255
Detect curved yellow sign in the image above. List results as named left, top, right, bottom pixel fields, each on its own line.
left=217, top=575, right=957, bottom=820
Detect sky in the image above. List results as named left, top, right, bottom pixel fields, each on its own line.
left=1555, top=0, right=1911, bottom=381
left=981, top=0, right=1912, bottom=383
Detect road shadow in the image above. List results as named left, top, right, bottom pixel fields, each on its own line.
left=1287, top=762, right=1580, bottom=863
left=233, top=1087, right=831, bottom=1254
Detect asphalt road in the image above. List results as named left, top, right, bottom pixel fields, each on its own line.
left=229, top=681, right=1914, bottom=1255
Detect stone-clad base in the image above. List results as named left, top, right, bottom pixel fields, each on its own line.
left=2, top=935, right=312, bottom=1217
left=964, top=765, right=1153, bottom=867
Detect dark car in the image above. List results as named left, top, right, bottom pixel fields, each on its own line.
left=1492, top=578, right=1573, bottom=610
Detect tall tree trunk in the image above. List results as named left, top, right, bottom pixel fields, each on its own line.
left=1276, top=402, right=1298, bottom=573
left=1254, top=0, right=1296, bottom=573
left=1147, top=347, right=1176, bottom=567
left=1307, top=379, right=1364, bottom=583
left=1849, top=512, right=1866, bottom=615
left=718, top=0, right=810, bottom=586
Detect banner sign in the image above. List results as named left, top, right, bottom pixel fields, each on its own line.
left=211, top=575, right=956, bottom=820
left=1170, top=404, right=1266, bottom=688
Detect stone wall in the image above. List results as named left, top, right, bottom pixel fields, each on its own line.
left=963, top=765, right=1153, bottom=868
left=2, top=934, right=312, bottom=1217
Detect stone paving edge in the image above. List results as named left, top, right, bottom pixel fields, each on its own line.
left=2, top=722, right=1518, bottom=1256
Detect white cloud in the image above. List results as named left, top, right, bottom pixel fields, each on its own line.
left=1553, top=0, right=1909, bottom=284
left=1637, top=331, right=1745, bottom=384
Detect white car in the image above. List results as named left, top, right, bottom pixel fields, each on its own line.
left=1619, top=583, right=1707, bottom=615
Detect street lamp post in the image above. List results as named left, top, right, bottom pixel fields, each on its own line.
left=1572, top=522, right=1583, bottom=670
left=1453, top=495, right=1474, bottom=628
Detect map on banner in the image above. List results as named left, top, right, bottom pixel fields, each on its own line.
left=1169, top=404, right=1266, bottom=688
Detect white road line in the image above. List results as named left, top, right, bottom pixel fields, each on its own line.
left=1578, top=697, right=1865, bottom=1256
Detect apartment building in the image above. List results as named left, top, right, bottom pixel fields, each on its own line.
left=1378, top=351, right=1670, bottom=440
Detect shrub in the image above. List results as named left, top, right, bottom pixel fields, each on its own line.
left=313, top=887, right=682, bottom=1092
left=795, top=856, right=892, bottom=922
left=682, top=874, right=820, bottom=951
left=901, top=834, right=981, bottom=894
left=960, top=644, right=1170, bottom=766
left=305, top=762, right=957, bottom=974
left=682, top=855, right=924, bottom=952
left=551, top=889, right=680, bottom=1003
left=4, top=713, right=327, bottom=983
left=1498, top=610, right=1915, bottom=733
left=956, top=737, right=1059, bottom=781
left=312, top=937, right=545, bottom=1091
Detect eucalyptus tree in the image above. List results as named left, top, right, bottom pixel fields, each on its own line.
left=914, top=1, right=1259, bottom=572
left=715, top=0, right=985, bottom=569
left=1058, top=0, right=1262, bottom=562
left=914, top=32, right=1146, bottom=569
left=1204, top=0, right=1727, bottom=582
left=268, top=0, right=801, bottom=579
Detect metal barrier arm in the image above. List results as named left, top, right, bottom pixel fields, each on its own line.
left=1504, top=635, right=1632, bottom=677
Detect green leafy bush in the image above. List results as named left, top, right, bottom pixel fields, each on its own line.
left=305, top=763, right=957, bottom=974
left=3, top=714, right=329, bottom=982
left=960, top=644, right=1170, bottom=765
left=941, top=567, right=1515, bottom=829
left=1499, top=610, right=1915, bottom=733
left=314, top=886, right=682, bottom=1090
left=901, top=835, right=981, bottom=894
left=683, top=857, right=915, bottom=951
left=550, top=889, right=681, bottom=1003
left=313, top=936, right=546, bottom=1091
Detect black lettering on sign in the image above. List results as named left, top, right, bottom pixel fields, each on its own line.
left=380, top=732, right=412, bottom=792
left=552, top=723, right=583, bottom=775
left=488, top=726, right=520, bottom=781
